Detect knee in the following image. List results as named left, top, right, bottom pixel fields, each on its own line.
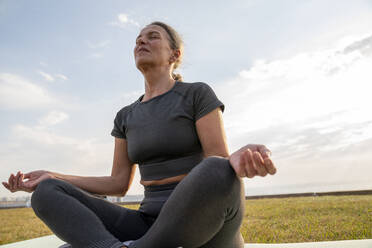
left=200, top=156, right=242, bottom=193
left=31, top=178, right=61, bottom=214
left=202, top=156, right=234, bottom=179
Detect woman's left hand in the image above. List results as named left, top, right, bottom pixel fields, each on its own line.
left=228, top=144, right=276, bottom=178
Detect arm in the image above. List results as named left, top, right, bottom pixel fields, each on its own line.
left=52, top=138, right=135, bottom=196
left=195, top=107, right=276, bottom=178
left=2, top=138, right=136, bottom=196
left=195, top=107, right=229, bottom=158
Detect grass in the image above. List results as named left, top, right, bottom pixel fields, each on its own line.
left=241, top=195, right=372, bottom=243
left=0, top=195, right=371, bottom=245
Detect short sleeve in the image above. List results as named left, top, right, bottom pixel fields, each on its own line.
left=111, top=111, right=126, bottom=139
left=193, top=82, right=225, bottom=121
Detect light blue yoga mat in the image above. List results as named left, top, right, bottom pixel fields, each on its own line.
left=0, top=235, right=371, bottom=248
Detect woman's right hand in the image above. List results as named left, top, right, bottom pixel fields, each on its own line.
left=2, top=170, right=55, bottom=193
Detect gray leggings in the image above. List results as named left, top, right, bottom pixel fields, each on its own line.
left=31, top=156, right=245, bottom=248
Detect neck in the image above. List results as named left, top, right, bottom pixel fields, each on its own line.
left=141, top=66, right=175, bottom=101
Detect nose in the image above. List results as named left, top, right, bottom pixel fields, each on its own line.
left=136, top=36, right=146, bottom=46
left=135, top=38, right=146, bottom=54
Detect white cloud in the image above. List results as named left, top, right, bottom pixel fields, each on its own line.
left=118, top=13, right=129, bottom=23
left=217, top=34, right=372, bottom=150
left=55, top=74, right=68, bottom=81
left=89, top=53, right=104, bottom=59
left=86, top=40, right=111, bottom=59
left=87, top=40, right=111, bottom=49
left=213, top=34, right=372, bottom=191
left=3, top=121, right=143, bottom=197
left=0, top=73, right=54, bottom=110
left=13, top=124, right=75, bottom=146
left=109, top=13, right=140, bottom=28
left=9, top=122, right=111, bottom=171
left=38, top=71, right=68, bottom=81
left=38, top=111, right=69, bottom=127
left=38, top=70, right=55, bottom=82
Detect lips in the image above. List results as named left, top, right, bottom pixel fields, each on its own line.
left=137, top=47, right=150, bottom=53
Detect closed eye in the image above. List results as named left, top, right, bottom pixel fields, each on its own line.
left=136, top=31, right=161, bottom=43
left=148, top=32, right=160, bottom=40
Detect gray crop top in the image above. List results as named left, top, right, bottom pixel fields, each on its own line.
left=111, top=81, right=224, bottom=180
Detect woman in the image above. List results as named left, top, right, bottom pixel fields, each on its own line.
left=2, top=22, right=276, bottom=248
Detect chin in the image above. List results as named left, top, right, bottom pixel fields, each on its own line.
left=135, top=58, right=156, bottom=70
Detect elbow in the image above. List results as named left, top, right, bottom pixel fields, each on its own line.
left=111, top=187, right=127, bottom=197
left=111, top=177, right=129, bottom=197
left=117, top=183, right=129, bottom=197
left=113, top=183, right=127, bottom=197
left=119, top=187, right=128, bottom=197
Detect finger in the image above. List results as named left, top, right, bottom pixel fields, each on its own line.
left=235, top=151, right=247, bottom=177
left=3, top=181, right=14, bottom=192
left=18, top=173, right=24, bottom=188
left=244, top=149, right=257, bottom=178
left=241, top=150, right=250, bottom=178
left=253, top=152, right=268, bottom=177
left=23, top=172, right=31, bottom=179
left=264, top=158, right=277, bottom=175
left=9, top=174, right=15, bottom=191
left=14, top=171, right=21, bottom=189
left=258, top=145, right=272, bottom=159
left=16, top=171, right=22, bottom=187
left=2, top=182, right=10, bottom=190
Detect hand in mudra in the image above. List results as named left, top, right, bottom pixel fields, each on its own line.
left=229, top=144, right=276, bottom=178
left=2, top=170, right=55, bottom=193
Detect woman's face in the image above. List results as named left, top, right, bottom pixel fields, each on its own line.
left=134, top=25, right=174, bottom=71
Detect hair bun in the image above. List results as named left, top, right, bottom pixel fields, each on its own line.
left=172, top=72, right=183, bottom=81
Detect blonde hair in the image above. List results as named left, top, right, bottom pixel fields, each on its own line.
left=150, top=21, right=184, bottom=81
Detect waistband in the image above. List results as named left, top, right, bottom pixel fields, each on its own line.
left=144, top=181, right=180, bottom=192
left=139, top=153, right=203, bottom=181
left=142, top=182, right=179, bottom=204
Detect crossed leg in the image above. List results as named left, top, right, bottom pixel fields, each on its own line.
left=31, top=178, right=152, bottom=248
left=128, top=156, right=245, bottom=248
left=31, top=156, right=244, bottom=248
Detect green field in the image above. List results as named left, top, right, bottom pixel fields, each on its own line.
left=0, top=195, right=371, bottom=245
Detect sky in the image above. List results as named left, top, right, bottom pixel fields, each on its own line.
left=1, top=0, right=372, bottom=199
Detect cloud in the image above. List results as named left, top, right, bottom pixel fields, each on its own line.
left=89, top=53, right=104, bottom=59
left=108, top=13, right=140, bottom=28
left=38, top=111, right=69, bottom=127
left=343, top=35, right=372, bottom=56
left=8, top=120, right=111, bottom=172
left=55, top=74, right=68, bottom=81
left=2, top=120, right=143, bottom=196
left=216, top=34, right=372, bottom=149
left=212, top=34, right=372, bottom=191
left=86, top=40, right=111, bottom=59
left=38, top=71, right=68, bottom=81
left=0, top=73, right=55, bottom=110
left=13, top=124, right=75, bottom=146
left=87, top=40, right=111, bottom=49
left=38, top=70, right=55, bottom=82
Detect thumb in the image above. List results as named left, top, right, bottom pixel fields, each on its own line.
left=28, top=176, right=46, bottom=189
left=23, top=172, right=32, bottom=179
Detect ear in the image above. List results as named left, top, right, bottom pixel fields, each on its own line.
left=173, top=49, right=181, bottom=60
left=170, top=49, right=181, bottom=63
